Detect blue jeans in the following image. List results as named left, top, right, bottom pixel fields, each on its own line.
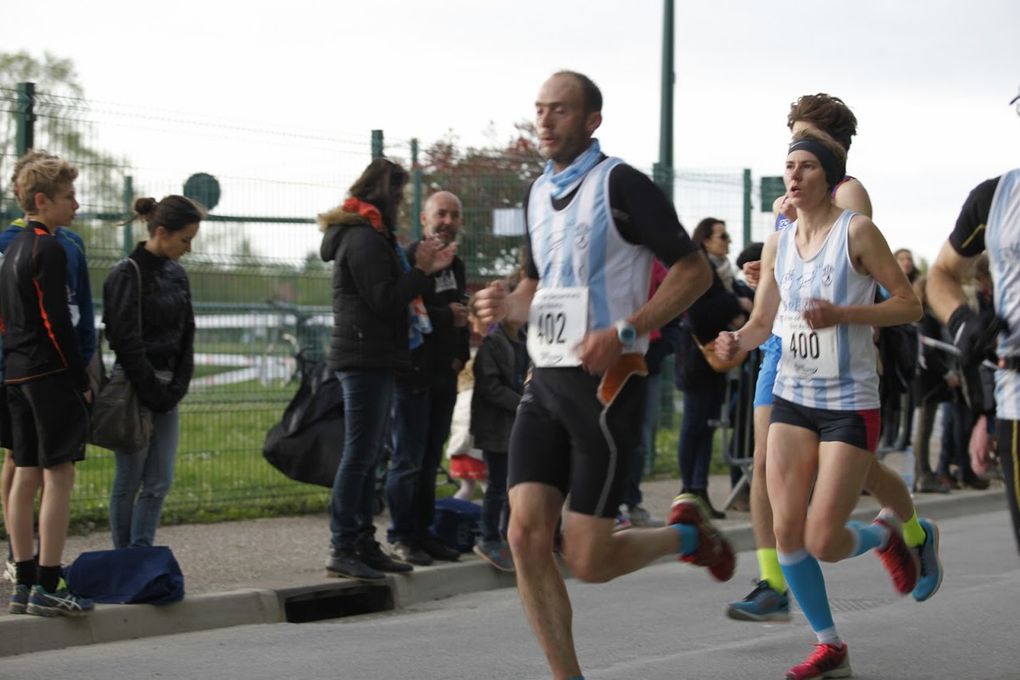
left=622, top=371, right=661, bottom=509
left=109, top=408, right=180, bottom=548
left=480, top=450, right=509, bottom=543
left=330, top=369, right=394, bottom=551
left=678, top=383, right=725, bottom=491
left=387, top=372, right=457, bottom=544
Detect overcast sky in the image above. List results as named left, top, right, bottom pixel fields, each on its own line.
left=5, top=0, right=1019, bottom=264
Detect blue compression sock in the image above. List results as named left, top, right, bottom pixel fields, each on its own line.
left=779, top=549, right=838, bottom=643
left=846, top=520, right=889, bottom=557
left=671, top=522, right=698, bottom=556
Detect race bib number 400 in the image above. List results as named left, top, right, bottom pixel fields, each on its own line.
left=780, top=310, right=839, bottom=379
left=527, top=287, right=589, bottom=367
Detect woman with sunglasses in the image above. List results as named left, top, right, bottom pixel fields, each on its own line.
left=673, top=218, right=751, bottom=518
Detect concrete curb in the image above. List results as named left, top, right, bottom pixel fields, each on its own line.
left=0, top=487, right=1005, bottom=658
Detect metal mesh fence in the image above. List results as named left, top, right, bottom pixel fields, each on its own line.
left=1, top=86, right=771, bottom=525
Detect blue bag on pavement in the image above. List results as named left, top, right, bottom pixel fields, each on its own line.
left=431, top=498, right=481, bottom=553
left=65, top=546, right=185, bottom=605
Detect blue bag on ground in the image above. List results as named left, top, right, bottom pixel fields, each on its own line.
left=65, top=546, right=184, bottom=604
left=431, top=498, right=481, bottom=553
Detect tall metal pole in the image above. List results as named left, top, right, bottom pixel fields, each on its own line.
left=122, top=175, right=134, bottom=256
left=411, top=138, right=422, bottom=240
left=15, top=82, right=36, bottom=157
left=652, top=0, right=674, bottom=201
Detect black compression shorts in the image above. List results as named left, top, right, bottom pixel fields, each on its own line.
left=508, top=364, right=646, bottom=518
left=770, top=395, right=880, bottom=453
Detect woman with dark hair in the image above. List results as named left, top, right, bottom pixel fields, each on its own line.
left=104, top=195, right=201, bottom=548
left=318, top=158, right=455, bottom=581
left=675, top=218, right=747, bottom=519
left=716, top=129, right=925, bottom=679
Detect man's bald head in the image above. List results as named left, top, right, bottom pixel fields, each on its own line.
left=421, top=191, right=463, bottom=245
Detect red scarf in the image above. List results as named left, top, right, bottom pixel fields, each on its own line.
left=342, top=197, right=383, bottom=231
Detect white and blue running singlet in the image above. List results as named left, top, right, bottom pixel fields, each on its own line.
left=527, top=157, right=653, bottom=355
left=772, top=209, right=878, bottom=410
left=986, top=168, right=1020, bottom=419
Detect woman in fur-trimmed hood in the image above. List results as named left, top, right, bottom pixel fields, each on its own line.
left=318, top=158, right=455, bottom=582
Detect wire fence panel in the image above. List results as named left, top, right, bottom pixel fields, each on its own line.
left=2, top=87, right=768, bottom=527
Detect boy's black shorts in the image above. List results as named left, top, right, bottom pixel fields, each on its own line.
left=8, top=372, right=88, bottom=468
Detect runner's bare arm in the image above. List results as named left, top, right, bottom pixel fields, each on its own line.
left=927, top=240, right=976, bottom=325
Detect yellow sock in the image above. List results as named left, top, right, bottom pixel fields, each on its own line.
left=757, top=548, right=786, bottom=593
left=902, top=512, right=925, bottom=548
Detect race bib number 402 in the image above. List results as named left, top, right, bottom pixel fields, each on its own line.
left=780, top=310, right=839, bottom=379
left=527, top=287, right=589, bottom=367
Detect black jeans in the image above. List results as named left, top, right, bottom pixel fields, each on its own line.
left=387, top=371, right=458, bottom=544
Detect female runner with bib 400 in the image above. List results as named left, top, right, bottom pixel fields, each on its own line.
left=714, top=128, right=923, bottom=680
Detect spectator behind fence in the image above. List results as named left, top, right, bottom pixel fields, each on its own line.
left=911, top=276, right=958, bottom=493
left=675, top=217, right=748, bottom=520
left=317, top=159, right=455, bottom=582
left=470, top=311, right=528, bottom=572
left=0, top=150, right=97, bottom=583
left=936, top=261, right=991, bottom=492
left=448, top=359, right=487, bottom=501
left=387, top=191, right=469, bottom=566
left=1, top=152, right=93, bottom=616
left=878, top=247, right=922, bottom=453
left=104, top=195, right=200, bottom=549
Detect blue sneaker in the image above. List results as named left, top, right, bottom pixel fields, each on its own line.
left=912, top=518, right=943, bottom=602
left=726, top=580, right=791, bottom=622
left=8, top=584, right=30, bottom=614
left=26, top=580, right=94, bottom=617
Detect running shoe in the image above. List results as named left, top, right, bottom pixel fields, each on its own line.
left=668, top=493, right=735, bottom=582
left=912, top=517, right=943, bottom=602
left=473, top=540, right=515, bottom=572
left=785, top=643, right=851, bottom=680
left=8, top=584, right=30, bottom=615
left=25, top=580, right=94, bottom=617
left=625, top=504, right=663, bottom=528
left=873, top=509, right=919, bottom=596
left=725, top=580, right=791, bottom=622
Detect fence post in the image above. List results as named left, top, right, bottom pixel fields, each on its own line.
left=742, top=168, right=752, bottom=247
left=411, top=138, right=422, bottom=240
left=15, top=82, right=36, bottom=157
left=122, top=175, right=134, bottom=256
left=371, top=130, right=384, bottom=159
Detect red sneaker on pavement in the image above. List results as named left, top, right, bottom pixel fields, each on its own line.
left=785, top=643, right=851, bottom=680
left=668, top=493, right=735, bottom=582
left=873, top=510, right=919, bottom=595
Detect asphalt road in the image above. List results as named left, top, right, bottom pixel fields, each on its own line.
left=3, top=510, right=1017, bottom=680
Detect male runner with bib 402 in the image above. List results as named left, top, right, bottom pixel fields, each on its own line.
left=473, top=70, right=732, bottom=680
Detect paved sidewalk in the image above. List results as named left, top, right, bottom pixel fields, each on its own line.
left=0, top=459, right=1007, bottom=657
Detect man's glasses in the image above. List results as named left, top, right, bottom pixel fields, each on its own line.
left=718, top=232, right=731, bottom=241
